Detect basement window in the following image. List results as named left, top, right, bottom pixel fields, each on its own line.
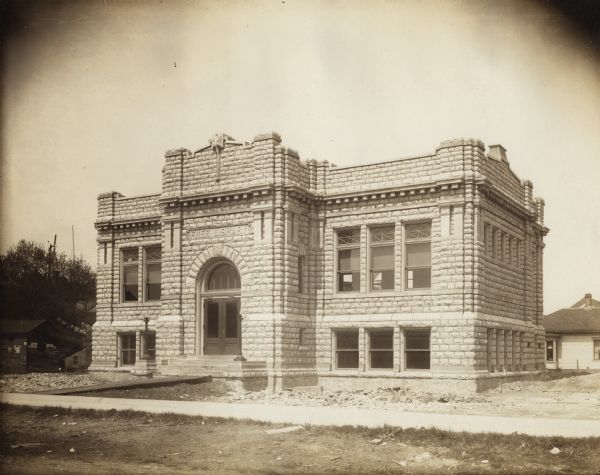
left=369, top=329, right=394, bottom=369
left=141, top=331, right=156, bottom=361
left=335, top=329, right=359, bottom=369
left=404, top=329, right=430, bottom=370
left=119, top=333, right=136, bottom=366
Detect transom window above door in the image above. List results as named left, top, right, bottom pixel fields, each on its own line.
left=206, top=263, right=241, bottom=291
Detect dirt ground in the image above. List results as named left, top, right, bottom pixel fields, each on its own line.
left=0, top=372, right=139, bottom=393
left=72, top=372, right=600, bottom=420
left=1, top=405, right=599, bottom=475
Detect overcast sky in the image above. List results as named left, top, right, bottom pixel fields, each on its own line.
left=2, top=0, right=599, bottom=313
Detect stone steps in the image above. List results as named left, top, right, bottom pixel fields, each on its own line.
left=159, top=356, right=267, bottom=377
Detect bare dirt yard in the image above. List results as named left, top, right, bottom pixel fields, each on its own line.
left=1, top=405, right=599, bottom=475
left=0, top=372, right=139, bottom=394
left=62, top=371, right=600, bottom=420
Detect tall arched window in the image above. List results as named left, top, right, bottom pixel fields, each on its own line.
left=206, top=263, right=240, bottom=291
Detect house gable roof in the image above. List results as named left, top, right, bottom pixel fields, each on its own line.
left=544, top=294, right=600, bottom=333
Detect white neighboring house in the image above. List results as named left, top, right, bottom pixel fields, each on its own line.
left=544, top=293, right=600, bottom=371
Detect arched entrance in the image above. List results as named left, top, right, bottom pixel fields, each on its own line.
left=198, top=261, right=241, bottom=355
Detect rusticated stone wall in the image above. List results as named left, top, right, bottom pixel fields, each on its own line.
left=91, top=132, right=548, bottom=387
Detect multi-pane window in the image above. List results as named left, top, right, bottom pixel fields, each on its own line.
left=369, top=329, right=393, bottom=369
left=405, top=222, right=431, bottom=289
left=545, top=340, right=555, bottom=362
left=207, top=263, right=241, bottom=291
left=483, top=223, right=490, bottom=254
left=370, top=226, right=395, bottom=291
left=594, top=340, right=600, bottom=360
left=335, top=329, right=359, bottom=369
left=119, top=333, right=136, bottom=365
left=337, top=228, right=360, bottom=292
left=122, top=248, right=139, bottom=302
left=404, top=329, right=431, bottom=370
left=145, top=247, right=161, bottom=301
left=141, top=331, right=156, bottom=360
left=299, top=328, right=306, bottom=347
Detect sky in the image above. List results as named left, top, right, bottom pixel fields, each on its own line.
left=2, top=0, right=599, bottom=313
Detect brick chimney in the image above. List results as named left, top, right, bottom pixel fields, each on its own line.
left=488, top=144, right=508, bottom=163
left=584, top=293, right=592, bottom=310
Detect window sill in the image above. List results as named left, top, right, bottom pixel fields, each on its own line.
left=117, top=301, right=161, bottom=307
left=325, top=369, right=432, bottom=378
left=332, top=289, right=438, bottom=298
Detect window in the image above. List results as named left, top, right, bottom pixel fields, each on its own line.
left=370, top=226, right=395, bottom=291
left=369, top=329, right=393, bottom=369
left=405, top=222, right=431, bottom=289
left=594, top=340, right=600, bottom=360
left=119, top=333, right=136, bottom=365
left=145, top=247, right=161, bottom=301
left=141, top=331, right=156, bottom=360
left=486, top=328, right=494, bottom=372
left=299, top=328, right=306, bottom=347
left=404, top=329, right=430, bottom=370
left=335, top=329, right=359, bottom=369
left=122, top=248, right=139, bottom=302
left=546, top=340, right=555, bottom=362
left=483, top=223, right=490, bottom=254
left=337, top=228, right=360, bottom=292
left=206, top=263, right=241, bottom=291
left=298, top=256, right=305, bottom=293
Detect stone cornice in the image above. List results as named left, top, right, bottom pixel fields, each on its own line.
left=322, top=178, right=464, bottom=206
left=478, top=181, right=531, bottom=220
left=159, top=184, right=275, bottom=209
left=95, top=216, right=161, bottom=231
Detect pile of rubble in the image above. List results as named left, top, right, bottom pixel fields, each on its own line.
left=0, top=372, right=134, bottom=393
left=227, top=386, right=488, bottom=409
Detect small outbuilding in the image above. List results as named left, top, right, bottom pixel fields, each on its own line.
left=0, top=319, right=86, bottom=373
left=544, top=293, right=600, bottom=371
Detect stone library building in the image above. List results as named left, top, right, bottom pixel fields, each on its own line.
left=91, top=132, right=548, bottom=391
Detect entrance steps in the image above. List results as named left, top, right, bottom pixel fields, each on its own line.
left=159, top=355, right=267, bottom=378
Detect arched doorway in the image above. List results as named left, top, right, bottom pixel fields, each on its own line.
left=199, top=261, right=241, bottom=355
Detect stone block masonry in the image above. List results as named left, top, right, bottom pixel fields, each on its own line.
left=90, top=132, right=548, bottom=391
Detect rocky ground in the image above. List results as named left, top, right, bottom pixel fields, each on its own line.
left=2, top=371, right=599, bottom=420
left=0, top=372, right=137, bottom=393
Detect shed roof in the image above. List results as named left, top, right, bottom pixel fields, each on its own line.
left=0, top=319, right=46, bottom=335
left=544, top=294, right=600, bottom=333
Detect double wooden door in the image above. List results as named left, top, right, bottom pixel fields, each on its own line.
left=203, top=298, right=241, bottom=355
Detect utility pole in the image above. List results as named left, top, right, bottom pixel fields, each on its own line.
left=72, top=225, right=75, bottom=258
left=47, top=234, right=57, bottom=279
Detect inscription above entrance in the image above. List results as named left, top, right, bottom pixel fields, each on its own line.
left=188, top=224, right=251, bottom=241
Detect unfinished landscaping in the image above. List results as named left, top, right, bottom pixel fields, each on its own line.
left=1, top=405, right=599, bottom=475
left=2, top=371, right=599, bottom=420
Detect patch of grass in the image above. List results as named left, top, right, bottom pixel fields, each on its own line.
left=2, top=403, right=598, bottom=452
